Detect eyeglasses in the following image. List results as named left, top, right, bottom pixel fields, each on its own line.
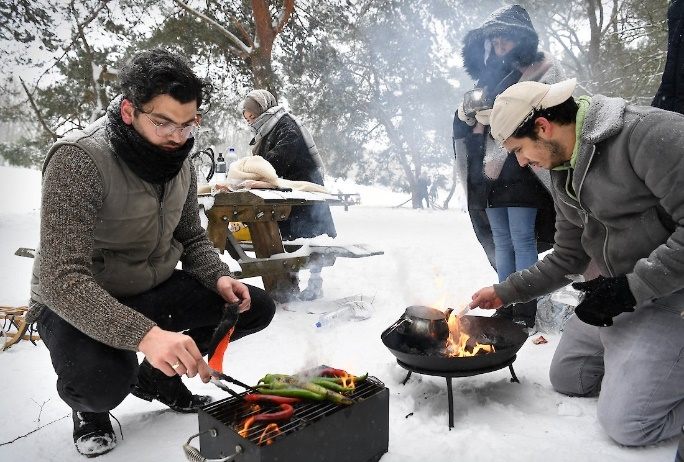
left=139, top=111, right=199, bottom=139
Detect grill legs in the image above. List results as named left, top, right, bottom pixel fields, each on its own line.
left=400, top=364, right=520, bottom=429
left=401, top=371, right=412, bottom=385
left=509, top=364, right=519, bottom=383
left=446, top=377, right=454, bottom=429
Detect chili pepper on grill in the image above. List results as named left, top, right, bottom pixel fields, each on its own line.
left=259, top=374, right=290, bottom=384
left=313, top=373, right=368, bottom=385
left=244, top=394, right=301, bottom=405
left=255, top=387, right=326, bottom=401
left=251, top=403, right=295, bottom=423
left=310, top=378, right=355, bottom=393
left=319, top=367, right=348, bottom=377
left=279, top=376, right=353, bottom=405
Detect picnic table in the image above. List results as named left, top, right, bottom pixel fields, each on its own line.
left=199, top=189, right=382, bottom=301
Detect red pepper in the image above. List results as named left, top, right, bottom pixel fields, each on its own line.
left=244, top=394, right=301, bottom=405
left=252, top=403, right=294, bottom=423
left=319, top=367, right=348, bottom=378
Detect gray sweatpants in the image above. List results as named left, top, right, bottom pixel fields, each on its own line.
left=549, top=291, right=684, bottom=446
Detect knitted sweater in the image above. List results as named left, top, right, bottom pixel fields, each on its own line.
left=27, top=145, right=233, bottom=351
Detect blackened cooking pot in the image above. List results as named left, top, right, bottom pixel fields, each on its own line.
left=389, top=305, right=450, bottom=350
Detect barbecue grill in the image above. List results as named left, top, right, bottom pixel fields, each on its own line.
left=186, top=373, right=389, bottom=462
left=382, top=314, right=528, bottom=428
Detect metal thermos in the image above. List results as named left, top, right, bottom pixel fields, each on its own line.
left=215, top=152, right=226, bottom=180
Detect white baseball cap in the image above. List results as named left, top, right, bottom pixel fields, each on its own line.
left=489, top=78, right=577, bottom=143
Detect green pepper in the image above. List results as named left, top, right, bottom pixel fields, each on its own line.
left=258, top=374, right=290, bottom=385
left=255, top=387, right=325, bottom=401
left=310, top=378, right=355, bottom=393
left=311, top=373, right=368, bottom=385
left=280, top=376, right=353, bottom=405
left=257, top=381, right=289, bottom=390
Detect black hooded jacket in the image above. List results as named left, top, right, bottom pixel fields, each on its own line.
left=652, top=0, right=684, bottom=113
left=453, top=4, right=556, bottom=249
left=253, top=114, right=337, bottom=240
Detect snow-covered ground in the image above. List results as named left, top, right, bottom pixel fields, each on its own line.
left=0, top=165, right=678, bottom=461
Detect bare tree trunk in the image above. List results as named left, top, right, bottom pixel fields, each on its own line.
left=172, top=0, right=294, bottom=95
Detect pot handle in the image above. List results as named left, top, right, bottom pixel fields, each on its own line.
left=382, top=317, right=410, bottom=338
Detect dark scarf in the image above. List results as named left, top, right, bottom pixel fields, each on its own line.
left=105, top=96, right=193, bottom=184
left=479, top=54, right=521, bottom=101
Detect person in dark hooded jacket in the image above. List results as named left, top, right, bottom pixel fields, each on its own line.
left=241, top=90, right=336, bottom=301
left=453, top=4, right=562, bottom=328
left=653, top=0, right=684, bottom=113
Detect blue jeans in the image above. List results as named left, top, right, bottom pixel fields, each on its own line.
left=485, top=207, right=538, bottom=282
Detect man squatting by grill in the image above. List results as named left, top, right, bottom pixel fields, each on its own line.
left=469, top=78, right=684, bottom=446
left=26, top=49, right=276, bottom=457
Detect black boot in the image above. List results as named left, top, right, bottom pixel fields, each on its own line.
left=131, top=359, right=211, bottom=413
left=491, top=305, right=515, bottom=321
left=512, top=300, right=537, bottom=329
left=72, top=411, right=117, bottom=458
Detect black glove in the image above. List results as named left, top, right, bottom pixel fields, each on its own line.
left=571, top=275, right=636, bottom=327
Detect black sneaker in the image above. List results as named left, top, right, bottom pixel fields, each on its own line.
left=491, top=305, right=514, bottom=321
left=131, top=359, right=212, bottom=413
left=492, top=304, right=536, bottom=330
left=512, top=301, right=537, bottom=329
left=72, top=411, right=117, bottom=458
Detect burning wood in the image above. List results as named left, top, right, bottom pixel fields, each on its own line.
left=445, top=313, right=495, bottom=357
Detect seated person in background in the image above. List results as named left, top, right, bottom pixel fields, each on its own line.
left=27, top=48, right=275, bottom=458
left=240, top=89, right=337, bottom=301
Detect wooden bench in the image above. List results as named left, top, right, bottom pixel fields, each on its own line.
left=202, top=189, right=382, bottom=301
left=229, top=240, right=383, bottom=279
left=333, top=193, right=361, bottom=211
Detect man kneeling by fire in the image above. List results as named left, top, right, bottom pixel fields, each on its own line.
left=26, top=48, right=276, bottom=457
left=469, top=78, right=684, bottom=446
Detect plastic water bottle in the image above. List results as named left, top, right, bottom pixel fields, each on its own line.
left=314, top=300, right=373, bottom=329
left=215, top=152, right=226, bottom=180
left=227, top=147, right=238, bottom=163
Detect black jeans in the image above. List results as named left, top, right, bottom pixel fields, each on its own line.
left=37, top=270, right=275, bottom=413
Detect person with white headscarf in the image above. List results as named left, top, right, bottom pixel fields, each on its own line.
left=241, top=89, right=336, bottom=301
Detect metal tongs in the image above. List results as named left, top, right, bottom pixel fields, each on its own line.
left=210, top=370, right=261, bottom=398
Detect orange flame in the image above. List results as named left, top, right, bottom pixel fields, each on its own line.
left=237, top=416, right=256, bottom=438
left=445, top=313, right=495, bottom=357
left=340, top=372, right=356, bottom=389
left=258, top=423, right=283, bottom=445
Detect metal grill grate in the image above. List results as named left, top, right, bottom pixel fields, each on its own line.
left=203, top=376, right=386, bottom=444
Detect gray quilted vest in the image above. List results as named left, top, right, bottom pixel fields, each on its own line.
left=31, top=116, right=191, bottom=301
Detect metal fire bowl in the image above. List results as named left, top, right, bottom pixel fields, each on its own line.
left=381, top=315, right=528, bottom=372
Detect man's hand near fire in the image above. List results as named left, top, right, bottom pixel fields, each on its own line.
left=217, top=276, right=251, bottom=313
left=138, top=327, right=213, bottom=382
left=469, top=286, right=504, bottom=310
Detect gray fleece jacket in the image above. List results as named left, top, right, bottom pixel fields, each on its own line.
left=495, top=95, right=684, bottom=309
